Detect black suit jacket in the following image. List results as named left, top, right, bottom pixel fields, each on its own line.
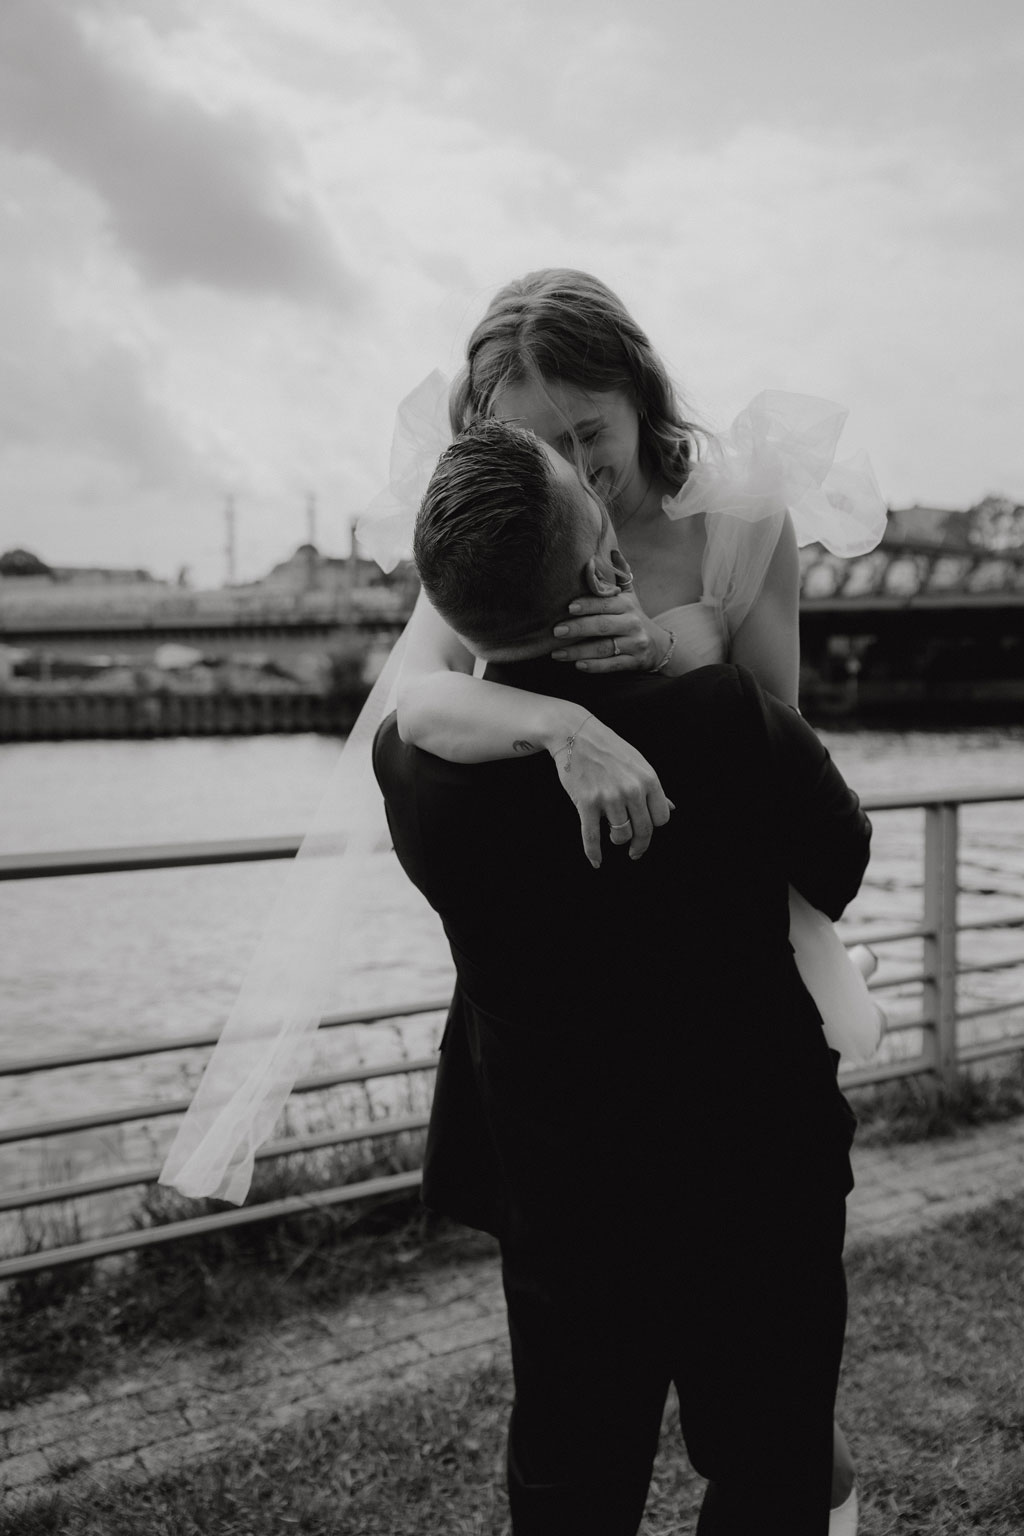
left=373, top=662, right=870, bottom=1245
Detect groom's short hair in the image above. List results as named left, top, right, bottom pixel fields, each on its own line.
left=414, top=418, right=587, bottom=656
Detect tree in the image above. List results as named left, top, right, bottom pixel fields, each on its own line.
left=0, top=548, right=54, bottom=577
left=967, top=495, right=1024, bottom=552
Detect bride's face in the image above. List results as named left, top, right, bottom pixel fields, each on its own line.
left=491, top=377, right=646, bottom=521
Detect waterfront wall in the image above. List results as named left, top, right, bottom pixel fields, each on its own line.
left=0, top=688, right=368, bottom=741
left=2, top=673, right=1023, bottom=741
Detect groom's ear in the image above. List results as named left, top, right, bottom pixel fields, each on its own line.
left=584, top=554, right=619, bottom=598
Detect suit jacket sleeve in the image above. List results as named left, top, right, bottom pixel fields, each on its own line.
left=742, top=669, right=872, bottom=920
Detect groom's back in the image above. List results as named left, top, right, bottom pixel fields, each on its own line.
left=377, top=666, right=784, bottom=1017
left=373, top=662, right=863, bottom=1234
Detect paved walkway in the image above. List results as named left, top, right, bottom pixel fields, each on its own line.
left=4, top=1114, right=1024, bottom=1516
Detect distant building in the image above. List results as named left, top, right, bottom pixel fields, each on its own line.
left=256, top=543, right=351, bottom=592
left=0, top=548, right=163, bottom=586
left=249, top=543, right=417, bottom=601
left=54, top=565, right=162, bottom=586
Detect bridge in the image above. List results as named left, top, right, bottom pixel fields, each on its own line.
left=3, top=540, right=1022, bottom=648
left=796, top=538, right=1024, bottom=714
left=1, top=540, right=1021, bottom=723
left=0, top=588, right=410, bottom=662
left=801, top=536, right=1023, bottom=613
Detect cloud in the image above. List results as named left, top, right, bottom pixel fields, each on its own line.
left=1, top=0, right=1021, bottom=584
left=433, top=113, right=1016, bottom=513
left=0, top=156, right=194, bottom=476
left=0, top=0, right=357, bottom=305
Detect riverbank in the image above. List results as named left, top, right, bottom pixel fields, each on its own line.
left=0, top=686, right=364, bottom=740
left=4, top=1110, right=1024, bottom=1526
left=3, top=678, right=1024, bottom=740
left=5, top=1066, right=1024, bottom=1406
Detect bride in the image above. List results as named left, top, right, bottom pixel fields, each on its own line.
left=386, top=269, right=883, bottom=1535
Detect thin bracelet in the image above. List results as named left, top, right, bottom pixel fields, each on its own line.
left=552, top=712, right=594, bottom=774
left=648, top=628, right=676, bottom=674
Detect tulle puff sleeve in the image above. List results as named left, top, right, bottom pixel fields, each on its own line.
left=666, top=391, right=887, bottom=555
left=664, top=391, right=888, bottom=639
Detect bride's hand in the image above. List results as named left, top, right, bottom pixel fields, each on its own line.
left=551, top=589, right=672, bottom=673
left=551, top=715, right=674, bottom=868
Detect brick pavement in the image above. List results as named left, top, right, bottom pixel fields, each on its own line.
left=4, top=1113, right=1024, bottom=1517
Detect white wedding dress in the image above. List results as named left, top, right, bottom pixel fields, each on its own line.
left=159, top=380, right=886, bottom=1206
left=651, top=395, right=886, bottom=1070
left=652, top=566, right=883, bottom=1071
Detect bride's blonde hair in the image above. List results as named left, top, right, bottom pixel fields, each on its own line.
left=449, top=269, right=703, bottom=493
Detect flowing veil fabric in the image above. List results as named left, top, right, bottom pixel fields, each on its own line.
left=159, top=375, right=885, bottom=1203
left=357, top=370, right=453, bottom=574
left=158, top=631, right=409, bottom=1204
left=161, top=375, right=454, bottom=1203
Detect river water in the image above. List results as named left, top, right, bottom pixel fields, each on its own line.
left=2, top=726, right=1023, bottom=1232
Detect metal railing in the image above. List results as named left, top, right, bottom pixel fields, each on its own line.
left=2, top=788, right=1023, bottom=1279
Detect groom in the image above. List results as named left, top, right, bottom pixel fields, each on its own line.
left=372, top=419, right=870, bottom=1536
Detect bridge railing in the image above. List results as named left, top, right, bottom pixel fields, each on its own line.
left=2, top=787, right=1023, bottom=1279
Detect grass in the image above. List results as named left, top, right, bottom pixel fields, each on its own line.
left=848, top=1056, right=1024, bottom=1146
left=8, top=1191, right=1024, bottom=1536
left=1, top=1132, right=495, bottom=1412
left=4, top=1062, right=1019, bottom=1419
left=3, top=1060, right=1022, bottom=1414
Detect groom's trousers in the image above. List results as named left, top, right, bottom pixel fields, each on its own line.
left=500, top=1184, right=848, bottom=1536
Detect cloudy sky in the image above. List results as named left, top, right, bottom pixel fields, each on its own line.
left=0, top=0, right=1020, bottom=586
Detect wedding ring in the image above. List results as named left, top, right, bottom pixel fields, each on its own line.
left=611, top=639, right=620, bottom=656
left=608, top=820, right=631, bottom=830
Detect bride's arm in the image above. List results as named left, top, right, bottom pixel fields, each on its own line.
left=396, top=591, right=673, bottom=866
left=397, top=590, right=581, bottom=761
left=729, top=514, right=800, bottom=708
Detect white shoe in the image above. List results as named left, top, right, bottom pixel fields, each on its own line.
left=829, top=1485, right=858, bottom=1536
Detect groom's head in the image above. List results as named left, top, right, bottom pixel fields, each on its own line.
left=414, top=418, right=625, bottom=660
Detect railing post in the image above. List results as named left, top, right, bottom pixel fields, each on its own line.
left=922, top=801, right=959, bottom=1092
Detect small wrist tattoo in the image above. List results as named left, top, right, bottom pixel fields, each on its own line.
left=513, top=739, right=538, bottom=754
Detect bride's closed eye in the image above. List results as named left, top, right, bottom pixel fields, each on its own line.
left=557, top=425, right=600, bottom=457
